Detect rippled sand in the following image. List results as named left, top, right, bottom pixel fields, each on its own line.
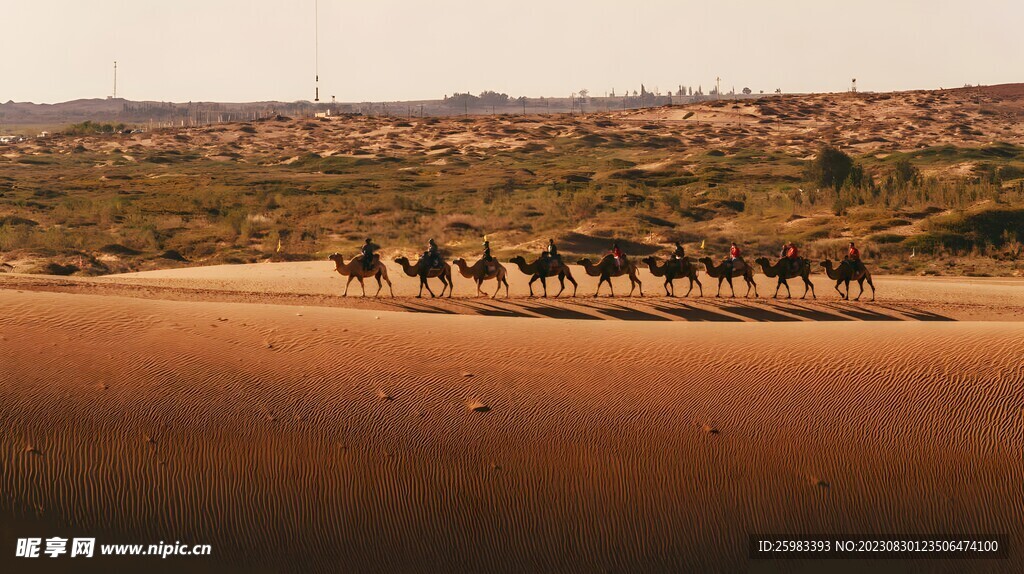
left=1, top=275, right=1023, bottom=572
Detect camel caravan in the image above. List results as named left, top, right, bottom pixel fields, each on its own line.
left=330, top=237, right=875, bottom=301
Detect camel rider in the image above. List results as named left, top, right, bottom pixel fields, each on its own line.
left=847, top=241, right=863, bottom=273
left=425, top=239, right=442, bottom=269
left=611, top=241, right=625, bottom=270
left=482, top=239, right=495, bottom=272
left=779, top=242, right=790, bottom=260
left=361, top=238, right=375, bottom=271
left=672, top=241, right=685, bottom=260
left=786, top=242, right=801, bottom=274
left=541, top=239, right=560, bottom=272
left=725, top=242, right=742, bottom=273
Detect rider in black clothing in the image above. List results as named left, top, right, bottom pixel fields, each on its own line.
left=672, top=241, right=685, bottom=260
left=541, top=239, right=561, bottom=272
left=482, top=240, right=492, bottom=262
left=426, top=239, right=442, bottom=269
left=361, top=238, right=375, bottom=271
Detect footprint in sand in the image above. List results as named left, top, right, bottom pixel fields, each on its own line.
left=699, top=423, right=719, bottom=435
left=809, top=475, right=830, bottom=489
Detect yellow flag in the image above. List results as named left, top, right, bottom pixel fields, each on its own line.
left=699, top=239, right=705, bottom=250
left=276, top=239, right=282, bottom=253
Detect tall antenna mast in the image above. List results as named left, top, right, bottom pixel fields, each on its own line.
left=314, top=0, right=319, bottom=102
left=113, top=61, right=117, bottom=99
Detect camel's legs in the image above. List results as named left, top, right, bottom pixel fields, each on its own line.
left=384, top=275, right=394, bottom=298
left=527, top=276, right=537, bottom=297
left=833, top=280, right=846, bottom=299
left=664, top=279, right=672, bottom=297
left=540, top=276, right=549, bottom=298
left=783, top=278, right=792, bottom=299
left=566, top=274, right=577, bottom=297
left=358, top=277, right=367, bottom=297
left=421, top=277, right=436, bottom=298
left=715, top=277, right=723, bottom=297
left=503, top=277, right=510, bottom=298
left=854, top=277, right=874, bottom=301
left=803, top=277, right=815, bottom=300
left=476, top=279, right=484, bottom=297
left=631, top=274, right=642, bottom=297
left=343, top=275, right=356, bottom=297
left=555, top=275, right=567, bottom=298
left=694, top=277, right=703, bottom=297
left=728, top=277, right=736, bottom=298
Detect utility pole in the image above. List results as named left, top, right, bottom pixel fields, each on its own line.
left=314, top=0, right=319, bottom=101
left=716, top=77, right=721, bottom=100
left=113, top=61, right=117, bottom=99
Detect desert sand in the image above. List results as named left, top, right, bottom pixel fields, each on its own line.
left=1, top=265, right=1023, bottom=572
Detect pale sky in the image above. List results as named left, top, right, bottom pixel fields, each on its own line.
left=3, top=0, right=1021, bottom=104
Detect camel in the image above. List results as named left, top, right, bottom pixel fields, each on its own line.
left=821, top=259, right=876, bottom=301
left=641, top=256, right=702, bottom=297
left=698, top=257, right=759, bottom=298
left=577, top=255, right=643, bottom=297
left=754, top=257, right=816, bottom=299
left=452, top=258, right=510, bottom=298
left=508, top=255, right=577, bottom=297
left=329, top=253, right=394, bottom=297
left=394, top=256, right=453, bottom=298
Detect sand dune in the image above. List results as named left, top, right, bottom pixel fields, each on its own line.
left=1, top=280, right=1023, bottom=571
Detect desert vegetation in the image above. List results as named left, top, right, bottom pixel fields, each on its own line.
left=1, top=85, right=1023, bottom=277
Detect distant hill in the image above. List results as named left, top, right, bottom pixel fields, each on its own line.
left=0, top=91, right=757, bottom=131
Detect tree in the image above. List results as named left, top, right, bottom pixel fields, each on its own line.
left=892, top=158, right=920, bottom=187
left=478, top=91, right=509, bottom=106
left=578, top=89, right=589, bottom=100
left=742, top=87, right=752, bottom=95
left=805, top=145, right=856, bottom=191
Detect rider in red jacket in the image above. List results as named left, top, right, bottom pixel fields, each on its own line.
left=847, top=241, right=863, bottom=272
left=848, top=242, right=860, bottom=261
left=611, top=242, right=625, bottom=270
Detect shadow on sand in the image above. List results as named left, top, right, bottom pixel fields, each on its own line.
left=368, top=297, right=955, bottom=323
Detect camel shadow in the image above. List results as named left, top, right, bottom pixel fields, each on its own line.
left=875, top=304, right=955, bottom=322
left=772, top=302, right=851, bottom=322
left=380, top=301, right=457, bottom=315
left=648, top=301, right=743, bottom=322
left=448, top=299, right=534, bottom=318
left=574, top=301, right=672, bottom=321
left=515, top=301, right=601, bottom=320
left=820, top=303, right=901, bottom=321
left=712, top=301, right=801, bottom=322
